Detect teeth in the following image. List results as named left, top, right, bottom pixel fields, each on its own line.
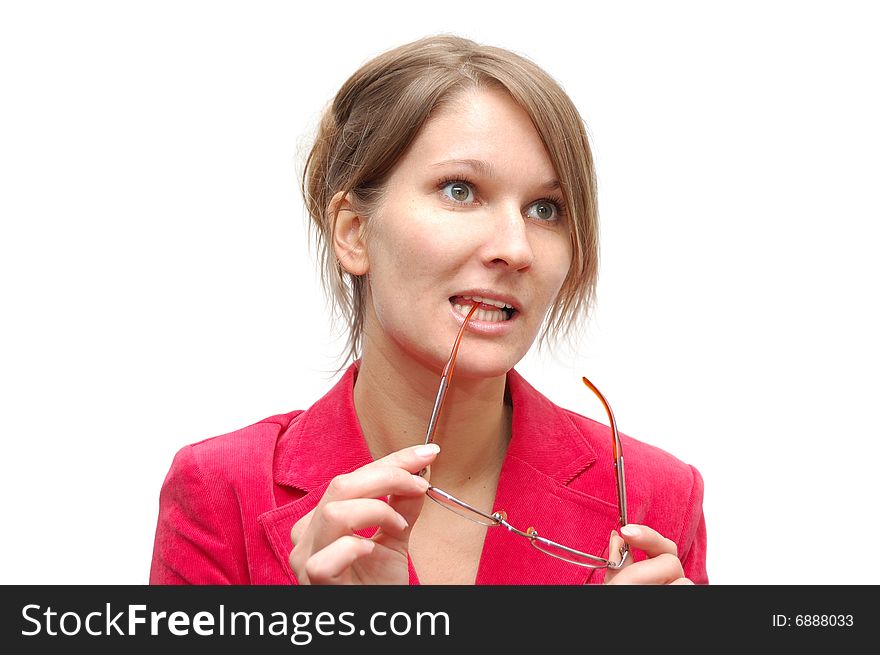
left=453, top=304, right=506, bottom=323
left=461, top=294, right=514, bottom=310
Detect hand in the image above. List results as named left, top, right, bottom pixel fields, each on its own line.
left=603, top=523, right=693, bottom=585
left=288, top=443, right=439, bottom=584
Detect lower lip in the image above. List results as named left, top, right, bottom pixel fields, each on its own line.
left=448, top=301, right=518, bottom=335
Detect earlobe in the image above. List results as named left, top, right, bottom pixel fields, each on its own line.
left=329, top=191, right=369, bottom=276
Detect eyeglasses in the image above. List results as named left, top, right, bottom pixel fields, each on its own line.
left=421, top=303, right=629, bottom=569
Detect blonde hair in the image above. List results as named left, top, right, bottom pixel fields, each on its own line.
left=301, top=34, right=599, bottom=366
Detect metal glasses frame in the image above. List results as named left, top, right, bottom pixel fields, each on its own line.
left=421, top=302, right=629, bottom=569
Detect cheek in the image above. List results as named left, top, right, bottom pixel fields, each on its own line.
left=538, top=235, right=574, bottom=299
left=368, top=232, right=441, bottom=281
left=367, top=206, right=467, bottom=278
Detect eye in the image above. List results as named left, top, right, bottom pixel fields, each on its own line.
left=441, top=180, right=475, bottom=203
left=526, top=199, right=562, bottom=222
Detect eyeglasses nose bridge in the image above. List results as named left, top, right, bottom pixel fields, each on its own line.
left=493, top=512, right=536, bottom=540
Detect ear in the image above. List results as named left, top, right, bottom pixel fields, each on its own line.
left=329, top=191, right=369, bottom=276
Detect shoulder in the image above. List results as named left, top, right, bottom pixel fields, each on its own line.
left=563, top=405, right=707, bottom=580
left=152, top=410, right=305, bottom=584
left=185, top=410, right=303, bottom=458
left=507, top=369, right=702, bottom=491
left=165, top=410, right=304, bottom=490
left=563, top=406, right=703, bottom=496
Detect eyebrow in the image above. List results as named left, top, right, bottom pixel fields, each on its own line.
left=429, top=158, right=560, bottom=191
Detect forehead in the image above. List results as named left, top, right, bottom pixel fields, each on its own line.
left=395, top=87, right=559, bottom=183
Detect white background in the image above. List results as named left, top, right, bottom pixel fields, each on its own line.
left=2, top=0, right=878, bottom=585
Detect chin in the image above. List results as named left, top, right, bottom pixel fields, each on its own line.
left=448, top=353, right=523, bottom=381
left=393, top=324, right=530, bottom=380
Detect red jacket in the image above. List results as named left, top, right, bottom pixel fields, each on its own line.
left=150, top=364, right=708, bottom=584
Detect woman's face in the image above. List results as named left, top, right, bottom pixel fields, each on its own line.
left=359, top=87, right=572, bottom=378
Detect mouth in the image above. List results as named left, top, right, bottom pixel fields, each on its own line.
left=449, top=294, right=518, bottom=323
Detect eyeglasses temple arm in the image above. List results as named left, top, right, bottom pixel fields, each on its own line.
left=581, top=376, right=628, bottom=528
left=423, top=302, right=480, bottom=446
left=615, top=452, right=628, bottom=528
left=423, top=377, right=448, bottom=446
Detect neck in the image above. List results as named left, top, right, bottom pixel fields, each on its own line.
left=353, top=338, right=511, bottom=489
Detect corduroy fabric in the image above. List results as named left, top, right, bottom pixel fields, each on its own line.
left=150, top=363, right=708, bottom=585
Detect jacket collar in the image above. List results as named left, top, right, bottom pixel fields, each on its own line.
left=259, top=362, right=619, bottom=584
left=273, top=363, right=374, bottom=491
left=273, top=363, right=600, bottom=489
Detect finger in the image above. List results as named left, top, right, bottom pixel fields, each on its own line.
left=606, top=553, right=685, bottom=585
left=293, top=446, right=438, bottom=545
left=670, top=577, right=695, bottom=585
left=382, top=481, right=430, bottom=549
left=289, top=509, right=318, bottom=582
left=619, top=523, right=678, bottom=559
left=304, top=536, right=376, bottom=584
left=290, top=508, right=317, bottom=547
left=312, top=498, right=410, bottom=551
left=361, top=443, right=441, bottom=475
left=324, top=465, right=430, bottom=504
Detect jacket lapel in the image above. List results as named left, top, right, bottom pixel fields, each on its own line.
left=259, top=364, right=621, bottom=585
left=474, top=371, right=621, bottom=585
left=257, top=364, right=376, bottom=584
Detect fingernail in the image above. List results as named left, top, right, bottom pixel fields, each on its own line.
left=413, top=474, right=429, bottom=490
left=414, top=444, right=440, bottom=457
left=620, top=525, right=640, bottom=538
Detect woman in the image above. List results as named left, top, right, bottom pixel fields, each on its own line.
left=150, top=34, right=707, bottom=585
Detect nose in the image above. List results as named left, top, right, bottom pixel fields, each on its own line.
left=482, top=203, right=535, bottom=271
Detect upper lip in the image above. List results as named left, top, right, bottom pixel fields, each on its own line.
left=450, top=289, right=521, bottom=312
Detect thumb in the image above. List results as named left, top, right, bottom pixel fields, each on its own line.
left=368, top=443, right=439, bottom=551
left=601, top=529, right=629, bottom=584
left=397, top=464, right=431, bottom=522
left=378, top=464, right=431, bottom=551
